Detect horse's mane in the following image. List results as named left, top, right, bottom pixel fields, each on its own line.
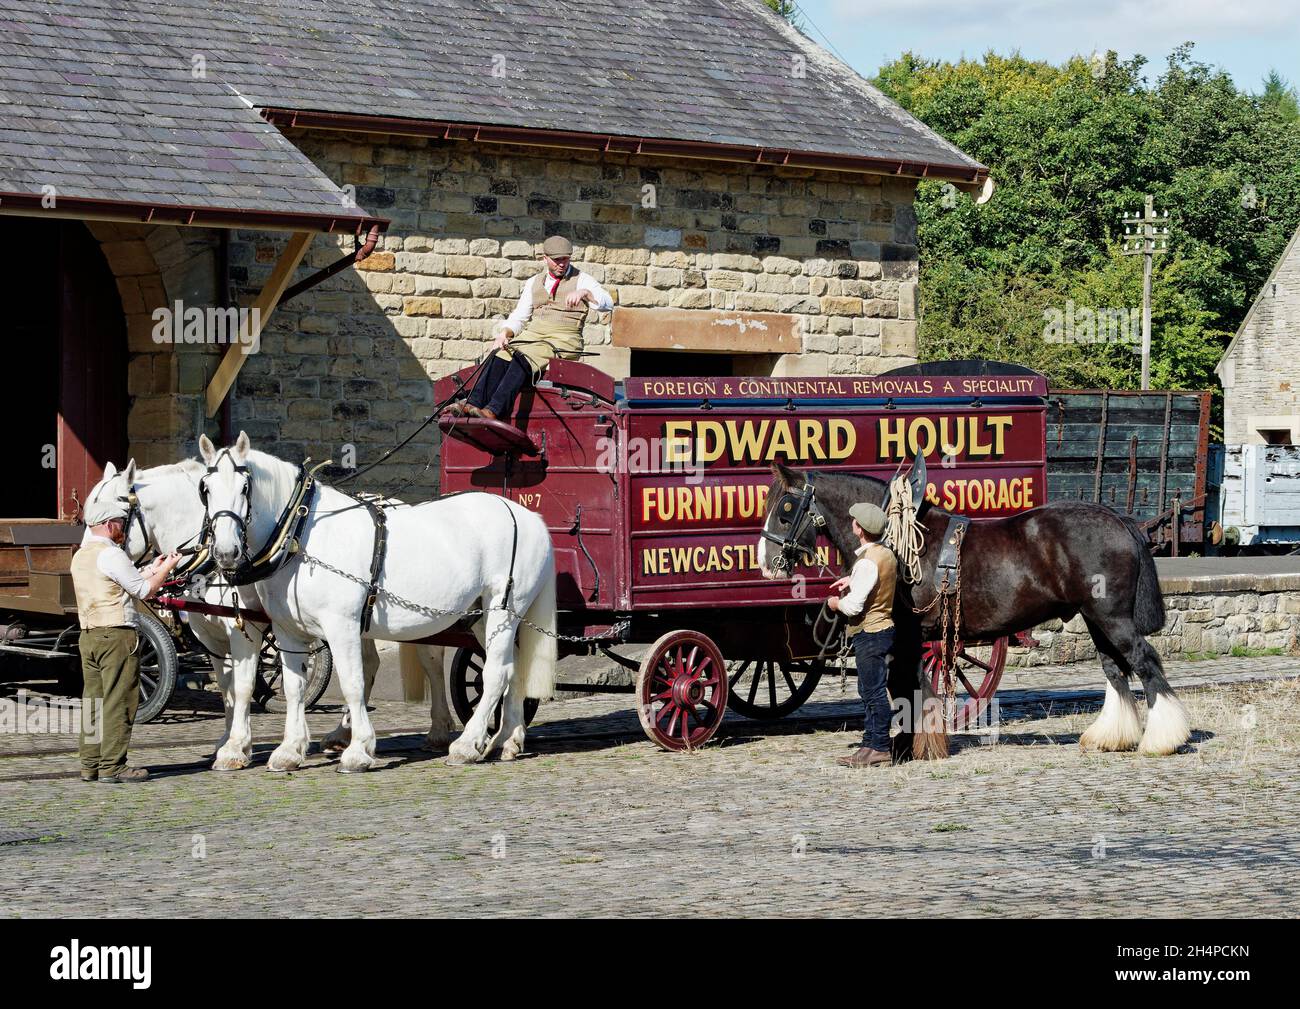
left=137, top=458, right=204, bottom=486
left=244, top=449, right=305, bottom=519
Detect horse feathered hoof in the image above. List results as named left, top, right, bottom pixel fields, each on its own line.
left=212, top=754, right=251, bottom=772
left=267, top=745, right=305, bottom=772
left=1138, top=693, right=1191, bottom=756
left=338, top=744, right=376, bottom=773
left=446, top=738, right=485, bottom=765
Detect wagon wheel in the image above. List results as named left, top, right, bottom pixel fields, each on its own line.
left=726, top=657, right=824, bottom=720
left=255, top=637, right=334, bottom=713
left=445, top=645, right=539, bottom=732
left=636, top=630, right=728, bottom=751
left=924, top=636, right=1008, bottom=731
left=134, top=610, right=178, bottom=724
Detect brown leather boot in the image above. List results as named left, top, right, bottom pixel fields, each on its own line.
left=100, top=766, right=150, bottom=784
left=835, top=747, right=892, bottom=769
left=479, top=407, right=498, bottom=421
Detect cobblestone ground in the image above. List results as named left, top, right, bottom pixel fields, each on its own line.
left=1, top=654, right=1297, bottom=918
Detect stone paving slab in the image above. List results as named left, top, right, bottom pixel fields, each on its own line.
left=1, top=657, right=1297, bottom=918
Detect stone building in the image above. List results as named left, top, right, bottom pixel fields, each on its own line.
left=1217, top=222, right=1300, bottom=445
left=0, top=0, right=986, bottom=517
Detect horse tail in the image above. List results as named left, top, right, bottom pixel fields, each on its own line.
left=1119, top=513, right=1165, bottom=634
left=516, top=549, right=557, bottom=700
left=398, top=643, right=432, bottom=702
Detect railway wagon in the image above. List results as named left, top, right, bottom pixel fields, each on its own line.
left=435, top=359, right=1049, bottom=749
left=1046, top=389, right=1211, bottom=554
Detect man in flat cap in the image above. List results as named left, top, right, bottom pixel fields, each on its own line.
left=450, top=235, right=613, bottom=422
left=826, top=501, right=898, bottom=768
left=71, top=462, right=182, bottom=783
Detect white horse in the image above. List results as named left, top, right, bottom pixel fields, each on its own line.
left=197, top=432, right=557, bottom=770
left=86, top=459, right=449, bottom=770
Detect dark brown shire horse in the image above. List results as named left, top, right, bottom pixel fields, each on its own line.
left=758, top=461, right=1190, bottom=761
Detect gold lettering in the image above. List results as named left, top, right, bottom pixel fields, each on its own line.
left=696, top=420, right=726, bottom=463
left=968, top=419, right=993, bottom=456
left=766, top=420, right=797, bottom=460
left=907, top=417, right=937, bottom=458
left=799, top=419, right=826, bottom=460
left=986, top=415, right=1013, bottom=456
left=725, top=419, right=769, bottom=462
left=828, top=419, right=856, bottom=459
left=878, top=418, right=905, bottom=460
left=663, top=421, right=692, bottom=464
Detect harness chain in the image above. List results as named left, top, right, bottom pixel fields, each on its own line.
left=298, top=550, right=629, bottom=648
left=883, top=475, right=965, bottom=720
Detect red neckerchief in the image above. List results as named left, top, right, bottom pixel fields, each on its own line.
left=544, top=263, right=571, bottom=300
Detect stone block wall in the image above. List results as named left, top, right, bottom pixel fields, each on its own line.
left=89, top=221, right=222, bottom=469
left=1219, top=228, right=1300, bottom=444
left=1009, top=583, right=1300, bottom=667
left=216, top=130, right=921, bottom=491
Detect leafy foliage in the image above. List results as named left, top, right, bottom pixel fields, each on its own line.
left=874, top=46, right=1300, bottom=395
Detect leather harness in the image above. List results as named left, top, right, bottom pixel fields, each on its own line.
left=359, top=497, right=388, bottom=633
left=201, top=456, right=325, bottom=588
left=933, top=514, right=969, bottom=595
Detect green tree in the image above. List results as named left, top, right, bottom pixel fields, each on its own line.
left=1260, top=70, right=1300, bottom=124
left=874, top=45, right=1300, bottom=398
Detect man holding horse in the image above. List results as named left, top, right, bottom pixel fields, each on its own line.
left=71, top=472, right=182, bottom=783
left=827, top=501, right=898, bottom=769
left=448, top=235, right=613, bottom=422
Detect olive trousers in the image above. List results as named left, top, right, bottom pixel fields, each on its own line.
left=78, top=626, right=140, bottom=777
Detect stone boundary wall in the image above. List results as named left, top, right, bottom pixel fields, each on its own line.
left=1010, top=576, right=1300, bottom=667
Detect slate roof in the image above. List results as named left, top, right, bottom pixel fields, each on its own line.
left=0, top=2, right=379, bottom=229
left=0, top=0, right=983, bottom=223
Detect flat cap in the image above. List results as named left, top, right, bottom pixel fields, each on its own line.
left=542, top=235, right=573, bottom=257
left=849, top=501, right=887, bottom=536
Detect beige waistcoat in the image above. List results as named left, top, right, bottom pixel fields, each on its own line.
left=844, top=543, right=898, bottom=635
left=70, top=541, right=136, bottom=629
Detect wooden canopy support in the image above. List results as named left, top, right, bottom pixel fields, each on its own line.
left=204, top=230, right=313, bottom=418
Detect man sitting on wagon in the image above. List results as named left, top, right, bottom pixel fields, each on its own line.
left=447, top=235, right=613, bottom=423
left=826, top=502, right=898, bottom=769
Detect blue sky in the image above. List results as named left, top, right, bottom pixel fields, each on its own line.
left=791, top=0, right=1300, bottom=94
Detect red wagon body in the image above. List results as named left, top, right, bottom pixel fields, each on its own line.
left=435, top=359, right=1049, bottom=748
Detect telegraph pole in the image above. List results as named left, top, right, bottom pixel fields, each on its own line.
left=1120, top=195, right=1170, bottom=390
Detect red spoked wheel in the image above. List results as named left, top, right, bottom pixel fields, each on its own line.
left=636, top=630, right=728, bottom=751
left=924, top=636, right=1008, bottom=730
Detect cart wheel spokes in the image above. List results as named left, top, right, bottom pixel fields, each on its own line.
left=726, top=657, right=824, bottom=720
left=924, top=637, right=1008, bottom=731
left=134, top=610, right=177, bottom=724
left=637, top=630, right=728, bottom=751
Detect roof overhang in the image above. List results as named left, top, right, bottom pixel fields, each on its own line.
left=0, top=191, right=388, bottom=235
left=261, top=108, right=989, bottom=186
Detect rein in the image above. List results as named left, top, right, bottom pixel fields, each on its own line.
left=760, top=477, right=825, bottom=576
left=204, top=455, right=329, bottom=587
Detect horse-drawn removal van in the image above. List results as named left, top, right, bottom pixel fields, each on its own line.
left=435, top=358, right=1050, bottom=749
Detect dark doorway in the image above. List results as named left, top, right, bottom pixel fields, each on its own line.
left=0, top=218, right=127, bottom=519
left=629, top=349, right=780, bottom=377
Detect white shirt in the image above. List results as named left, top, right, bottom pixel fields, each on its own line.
left=503, top=267, right=613, bottom=336
left=81, top=531, right=152, bottom=617
left=836, top=543, right=880, bottom=618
